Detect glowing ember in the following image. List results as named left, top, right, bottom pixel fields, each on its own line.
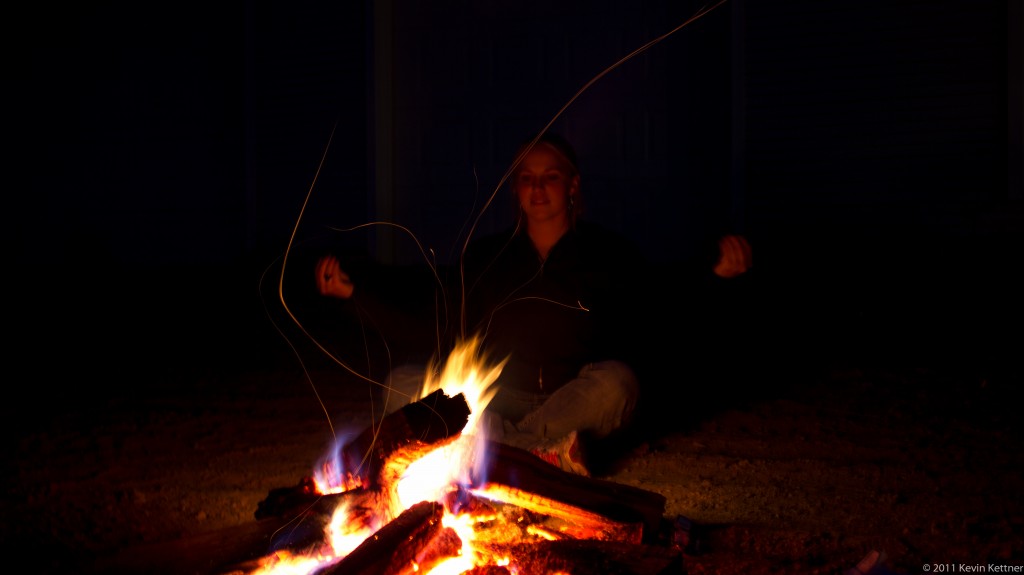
left=250, top=337, right=508, bottom=575
left=326, top=500, right=376, bottom=558
left=246, top=337, right=637, bottom=575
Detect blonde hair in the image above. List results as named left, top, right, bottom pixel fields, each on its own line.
left=510, top=132, right=584, bottom=223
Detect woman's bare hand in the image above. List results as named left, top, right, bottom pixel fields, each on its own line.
left=713, top=234, right=752, bottom=279
left=315, top=255, right=355, bottom=299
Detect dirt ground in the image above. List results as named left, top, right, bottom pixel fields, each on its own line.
left=5, top=263, right=1022, bottom=575
left=7, top=355, right=1022, bottom=575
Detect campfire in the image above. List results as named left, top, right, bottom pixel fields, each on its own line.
left=225, top=338, right=680, bottom=575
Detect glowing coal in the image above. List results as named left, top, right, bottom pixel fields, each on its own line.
left=241, top=337, right=672, bottom=575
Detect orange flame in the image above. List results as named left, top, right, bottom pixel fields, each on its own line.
left=255, top=337, right=508, bottom=575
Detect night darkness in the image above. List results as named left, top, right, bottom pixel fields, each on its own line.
left=7, top=2, right=1024, bottom=573
left=17, top=1, right=1020, bottom=392
left=15, top=1, right=1023, bottom=425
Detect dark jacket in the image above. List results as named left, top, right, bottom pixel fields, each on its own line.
left=457, top=220, right=650, bottom=394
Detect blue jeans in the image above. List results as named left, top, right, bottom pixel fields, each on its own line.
left=383, top=360, right=639, bottom=444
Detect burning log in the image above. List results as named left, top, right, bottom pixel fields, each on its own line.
left=241, top=387, right=674, bottom=575
left=318, top=500, right=447, bottom=575
left=313, top=500, right=683, bottom=575
left=326, top=388, right=472, bottom=491
left=254, top=475, right=323, bottom=520
left=474, top=440, right=667, bottom=544
left=256, top=389, right=471, bottom=520
left=256, top=439, right=665, bottom=545
left=469, top=482, right=644, bottom=543
left=106, top=371, right=680, bottom=575
left=481, top=540, right=683, bottom=575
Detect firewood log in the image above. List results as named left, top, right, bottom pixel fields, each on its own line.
left=255, top=389, right=470, bottom=519
left=489, top=539, right=683, bottom=575
left=475, top=440, right=667, bottom=543
left=323, top=389, right=471, bottom=491
left=318, top=500, right=446, bottom=575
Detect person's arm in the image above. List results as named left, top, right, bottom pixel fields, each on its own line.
left=312, top=254, right=441, bottom=364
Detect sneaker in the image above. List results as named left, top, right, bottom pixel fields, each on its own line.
left=529, top=430, right=589, bottom=477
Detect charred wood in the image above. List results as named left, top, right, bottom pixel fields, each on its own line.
left=255, top=389, right=470, bottom=520
left=484, top=540, right=683, bottom=575
left=332, top=389, right=471, bottom=490
left=474, top=440, right=667, bottom=543
left=319, top=500, right=446, bottom=575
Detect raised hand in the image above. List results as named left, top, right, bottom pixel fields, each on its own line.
left=315, top=255, right=355, bottom=299
left=713, top=234, right=752, bottom=279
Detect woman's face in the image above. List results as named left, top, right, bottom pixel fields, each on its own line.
left=514, top=144, right=579, bottom=226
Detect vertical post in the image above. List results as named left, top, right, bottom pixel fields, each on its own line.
left=730, top=0, right=746, bottom=235
left=372, top=0, right=397, bottom=264
left=1009, top=0, right=1023, bottom=202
